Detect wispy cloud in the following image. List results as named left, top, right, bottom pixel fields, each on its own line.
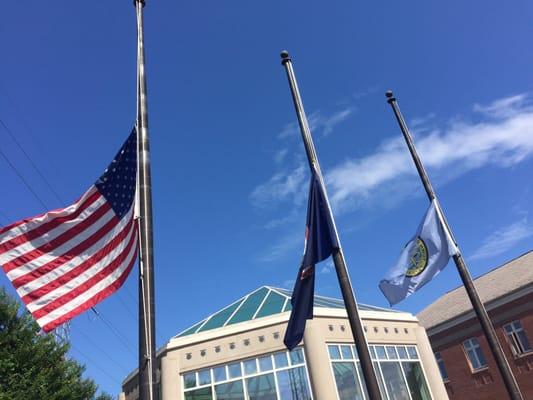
left=471, top=218, right=533, bottom=260
left=277, top=107, right=354, bottom=139
left=320, top=260, right=334, bottom=274
left=257, top=230, right=303, bottom=262
left=327, top=93, right=533, bottom=212
left=250, top=164, right=307, bottom=209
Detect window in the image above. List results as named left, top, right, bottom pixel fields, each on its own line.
left=504, top=321, right=532, bottom=356
left=328, top=343, right=432, bottom=400
left=182, top=348, right=312, bottom=400
left=463, top=338, right=487, bottom=370
left=434, top=352, right=448, bottom=381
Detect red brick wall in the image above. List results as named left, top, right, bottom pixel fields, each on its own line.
left=428, top=295, right=533, bottom=400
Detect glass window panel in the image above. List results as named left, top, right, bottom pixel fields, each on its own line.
left=356, top=362, right=369, bottom=400
left=185, top=387, right=213, bottom=400
left=274, top=352, right=289, bottom=368
left=504, top=324, right=513, bottom=333
left=277, top=366, right=312, bottom=400
left=244, top=359, right=258, bottom=375
left=198, top=301, right=243, bottom=332
left=289, top=348, right=304, bottom=365
left=380, top=362, right=410, bottom=400
left=397, top=346, right=409, bottom=360
left=341, top=345, right=353, bottom=360
left=184, top=372, right=197, bottom=389
left=407, top=346, right=419, bottom=360
left=387, top=346, right=398, bottom=359
left=376, top=346, right=388, bottom=360
left=256, top=291, right=286, bottom=318
left=198, top=369, right=211, bottom=385
left=402, top=362, right=432, bottom=400
left=332, top=362, right=365, bottom=400
left=258, top=355, right=273, bottom=372
left=351, top=345, right=359, bottom=360
left=329, top=345, right=341, bottom=360
left=517, top=330, right=532, bottom=352
left=227, top=287, right=269, bottom=325
left=228, top=362, right=242, bottom=379
left=213, top=366, right=227, bottom=383
left=474, top=347, right=487, bottom=367
left=215, top=381, right=245, bottom=400
left=246, top=373, right=277, bottom=400
left=372, top=361, right=388, bottom=399
left=369, top=346, right=377, bottom=360
left=435, top=352, right=448, bottom=381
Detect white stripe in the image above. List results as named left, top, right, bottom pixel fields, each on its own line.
left=16, top=207, right=134, bottom=298
left=6, top=207, right=116, bottom=281
left=0, top=187, right=97, bottom=246
left=36, top=236, right=138, bottom=328
left=26, top=221, right=136, bottom=312
left=0, top=195, right=106, bottom=263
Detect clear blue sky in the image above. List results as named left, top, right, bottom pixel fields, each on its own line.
left=1, top=0, right=533, bottom=396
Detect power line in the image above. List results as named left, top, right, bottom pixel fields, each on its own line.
left=70, top=344, right=122, bottom=386
left=0, top=143, right=49, bottom=209
left=0, top=118, right=64, bottom=204
left=73, top=326, right=130, bottom=374
left=90, top=307, right=137, bottom=356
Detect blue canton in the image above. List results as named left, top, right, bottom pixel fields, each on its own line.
left=95, top=128, right=137, bottom=219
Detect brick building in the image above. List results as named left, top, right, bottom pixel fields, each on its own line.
left=417, top=250, right=533, bottom=400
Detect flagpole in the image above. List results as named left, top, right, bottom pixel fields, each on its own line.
left=281, top=51, right=383, bottom=400
left=386, top=90, right=523, bottom=400
left=134, top=1, right=158, bottom=400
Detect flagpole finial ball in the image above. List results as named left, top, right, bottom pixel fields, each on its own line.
left=280, top=50, right=290, bottom=59
left=385, top=90, right=394, bottom=98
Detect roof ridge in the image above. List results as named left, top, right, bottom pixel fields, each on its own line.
left=441, top=249, right=533, bottom=297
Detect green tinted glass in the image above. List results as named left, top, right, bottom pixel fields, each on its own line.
left=256, top=291, right=286, bottom=318
left=227, top=288, right=269, bottom=325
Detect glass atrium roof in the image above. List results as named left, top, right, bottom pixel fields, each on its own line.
left=175, top=286, right=396, bottom=338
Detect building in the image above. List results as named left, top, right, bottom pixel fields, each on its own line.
left=120, top=286, right=447, bottom=399
left=417, top=250, right=533, bottom=400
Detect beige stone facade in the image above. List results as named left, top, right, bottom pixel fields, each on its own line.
left=121, top=302, right=448, bottom=400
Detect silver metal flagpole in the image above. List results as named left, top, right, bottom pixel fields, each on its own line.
left=386, top=90, right=524, bottom=400
left=280, top=51, right=383, bottom=400
left=134, top=1, right=158, bottom=400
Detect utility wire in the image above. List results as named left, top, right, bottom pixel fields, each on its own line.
left=73, top=326, right=130, bottom=373
left=70, top=344, right=122, bottom=386
left=90, top=307, right=137, bottom=356
left=0, top=144, right=49, bottom=209
left=0, top=118, right=64, bottom=204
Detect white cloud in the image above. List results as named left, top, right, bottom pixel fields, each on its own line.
left=277, top=107, right=354, bottom=139
left=327, top=93, right=533, bottom=212
left=320, top=260, right=334, bottom=274
left=274, top=148, right=289, bottom=164
left=250, top=164, right=307, bottom=209
left=471, top=218, right=533, bottom=260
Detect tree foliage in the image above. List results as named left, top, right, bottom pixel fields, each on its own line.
left=0, top=286, right=111, bottom=400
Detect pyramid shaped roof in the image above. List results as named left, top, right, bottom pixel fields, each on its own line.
left=175, top=285, right=396, bottom=338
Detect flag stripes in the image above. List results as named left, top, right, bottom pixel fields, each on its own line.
left=0, top=129, right=138, bottom=332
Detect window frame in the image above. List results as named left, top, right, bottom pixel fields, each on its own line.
left=327, top=343, right=433, bottom=400
left=434, top=352, right=449, bottom=383
left=462, top=338, right=488, bottom=372
left=503, top=320, right=532, bottom=357
left=181, top=347, right=313, bottom=400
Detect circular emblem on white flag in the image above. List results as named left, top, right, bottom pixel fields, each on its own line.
left=405, top=238, right=428, bottom=277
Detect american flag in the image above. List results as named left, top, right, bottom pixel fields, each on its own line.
left=0, top=129, right=138, bottom=332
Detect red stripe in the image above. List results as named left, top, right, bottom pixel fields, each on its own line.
left=41, top=240, right=137, bottom=332
left=2, top=201, right=111, bottom=273
left=11, top=213, right=120, bottom=289
left=0, top=190, right=102, bottom=255
left=32, top=231, right=137, bottom=319
left=21, top=217, right=135, bottom=304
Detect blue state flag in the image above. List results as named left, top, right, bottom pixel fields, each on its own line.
left=284, top=169, right=339, bottom=350
left=379, top=200, right=458, bottom=305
